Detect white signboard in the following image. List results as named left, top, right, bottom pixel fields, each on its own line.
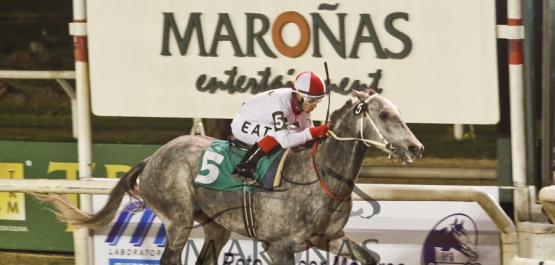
left=92, top=186, right=501, bottom=265
left=87, top=0, right=499, bottom=124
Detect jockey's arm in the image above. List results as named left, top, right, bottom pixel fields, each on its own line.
left=273, top=128, right=313, bottom=149
left=289, top=125, right=302, bottom=133
left=266, top=96, right=316, bottom=148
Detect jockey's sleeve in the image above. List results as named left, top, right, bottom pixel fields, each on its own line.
left=274, top=127, right=313, bottom=148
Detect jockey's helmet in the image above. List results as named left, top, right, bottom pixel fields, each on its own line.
left=294, top=70, right=326, bottom=105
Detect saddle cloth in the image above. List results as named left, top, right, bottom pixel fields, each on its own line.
left=194, top=140, right=285, bottom=192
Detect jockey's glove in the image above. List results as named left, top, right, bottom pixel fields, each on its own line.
left=309, top=124, right=329, bottom=139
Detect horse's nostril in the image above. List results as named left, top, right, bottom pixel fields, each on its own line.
left=409, top=145, right=424, bottom=154
left=408, top=145, right=420, bottom=154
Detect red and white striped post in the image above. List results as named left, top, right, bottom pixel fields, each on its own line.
left=70, top=0, right=94, bottom=263
left=506, top=0, right=529, bottom=222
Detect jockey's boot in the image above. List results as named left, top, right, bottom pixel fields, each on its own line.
left=232, top=142, right=265, bottom=187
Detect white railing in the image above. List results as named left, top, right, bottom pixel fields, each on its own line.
left=0, top=70, right=76, bottom=79
left=3, top=179, right=555, bottom=264
left=539, top=186, right=555, bottom=224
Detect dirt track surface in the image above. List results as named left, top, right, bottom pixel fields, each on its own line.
left=363, top=156, right=497, bottom=168
left=0, top=250, right=74, bottom=265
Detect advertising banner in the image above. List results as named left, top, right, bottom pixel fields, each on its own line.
left=92, top=186, right=501, bottom=265
left=87, top=0, right=499, bottom=124
left=0, top=141, right=159, bottom=252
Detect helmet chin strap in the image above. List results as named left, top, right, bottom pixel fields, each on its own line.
left=291, top=92, right=303, bottom=114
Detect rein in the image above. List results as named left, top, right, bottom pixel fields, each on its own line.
left=311, top=141, right=351, bottom=201
left=310, top=93, right=393, bottom=201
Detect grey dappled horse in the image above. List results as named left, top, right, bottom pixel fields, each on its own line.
left=39, top=89, right=423, bottom=265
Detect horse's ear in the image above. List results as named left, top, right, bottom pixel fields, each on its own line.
left=351, top=89, right=366, bottom=101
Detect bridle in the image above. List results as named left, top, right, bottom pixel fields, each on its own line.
left=327, top=93, right=399, bottom=157
left=311, top=93, right=398, bottom=201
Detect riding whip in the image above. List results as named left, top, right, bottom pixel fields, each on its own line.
left=324, top=61, right=331, bottom=125
left=318, top=61, right=332, bottom=145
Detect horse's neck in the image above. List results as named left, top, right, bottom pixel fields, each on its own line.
left=282, top=114, right=370, bottom=201
left=310, top=126, right=367, bottom=199
left=319, top=136, right=366, bottom=178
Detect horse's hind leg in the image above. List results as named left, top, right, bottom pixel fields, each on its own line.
left=160, top=219, right=194, bottom=265
left=195, top=220, right=231, bottom=265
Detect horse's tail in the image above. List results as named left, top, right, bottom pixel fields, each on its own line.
left=34, top=157, right=149, bottom=229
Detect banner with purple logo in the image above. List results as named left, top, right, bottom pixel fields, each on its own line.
left=92, top=185, right=501, bottom=265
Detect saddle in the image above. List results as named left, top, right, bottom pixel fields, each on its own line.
left=227, top=135, right=289, bottom=190
left=193, top=139, right=288, bottom=192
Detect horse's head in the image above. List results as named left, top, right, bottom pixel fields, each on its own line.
left=330, top=89, right=423, bottom=164
left=448, top=219, right=479, bottom=261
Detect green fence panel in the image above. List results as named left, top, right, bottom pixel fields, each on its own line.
left=0, top=141, right=161, bottom=252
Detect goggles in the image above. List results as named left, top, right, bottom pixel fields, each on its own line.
left=303, top=96, right=324, bottom=105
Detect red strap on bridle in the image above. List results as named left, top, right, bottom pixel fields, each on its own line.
left=311, top=141, right=351, bottom=201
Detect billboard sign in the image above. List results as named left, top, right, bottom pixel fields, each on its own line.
left=87, top=0, right=499, bottom=124
left=92, top=186, right=501, bottom=264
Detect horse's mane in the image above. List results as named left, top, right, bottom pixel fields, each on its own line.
left=329, top=99, right=353, bottom=130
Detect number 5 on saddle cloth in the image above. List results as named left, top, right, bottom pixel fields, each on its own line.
left=194, top=140, right=286, bottom=192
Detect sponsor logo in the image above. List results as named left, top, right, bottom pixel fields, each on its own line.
left=0, top=163, right=26, bottom=221
left=422, top=213, right=480, bottom=265
left=105, top=202, right=166, bottom=248
left=160, top=5, right=412, bottom=60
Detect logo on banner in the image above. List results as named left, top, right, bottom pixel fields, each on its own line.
left=0, top=163, right=26, bottom=221
left=105, top=202, right=166, bottom=248
left=421, top=213, right=480, bottom=265
left=100, top=201, right=166, bottom=265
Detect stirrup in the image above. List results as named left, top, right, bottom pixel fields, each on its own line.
left=231, top=172, right=263, bottom=187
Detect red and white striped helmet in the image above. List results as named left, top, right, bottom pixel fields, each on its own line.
left=294, top=70, right=327, bottom=101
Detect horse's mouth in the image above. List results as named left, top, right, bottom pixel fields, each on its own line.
left=388, top=146, right=422, bottom=165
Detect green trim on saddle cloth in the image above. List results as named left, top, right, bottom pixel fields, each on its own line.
left=194, top=140, right=283, bottom=192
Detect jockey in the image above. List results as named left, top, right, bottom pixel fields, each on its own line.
left=230, top=70, right=330, bottom=185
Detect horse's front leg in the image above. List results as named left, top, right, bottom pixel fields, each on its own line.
left=315, top=232, right=379, bottom=265
left=267, top=239, right=302, bottom=265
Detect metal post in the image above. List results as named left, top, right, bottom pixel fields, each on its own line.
left=507, top=0, right=529, bottom=222
left=521, top=0, right=541, bottom=190
left=454, top=124, right=464, bottom=140
left=71, top=0, right=94, bottom=263
left=190, top=118, right=206, bottom=136
left=542, top=0, right=555, bottom=187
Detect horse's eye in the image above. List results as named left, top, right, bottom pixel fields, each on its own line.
left=379, top=112, right=388, bottom=119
